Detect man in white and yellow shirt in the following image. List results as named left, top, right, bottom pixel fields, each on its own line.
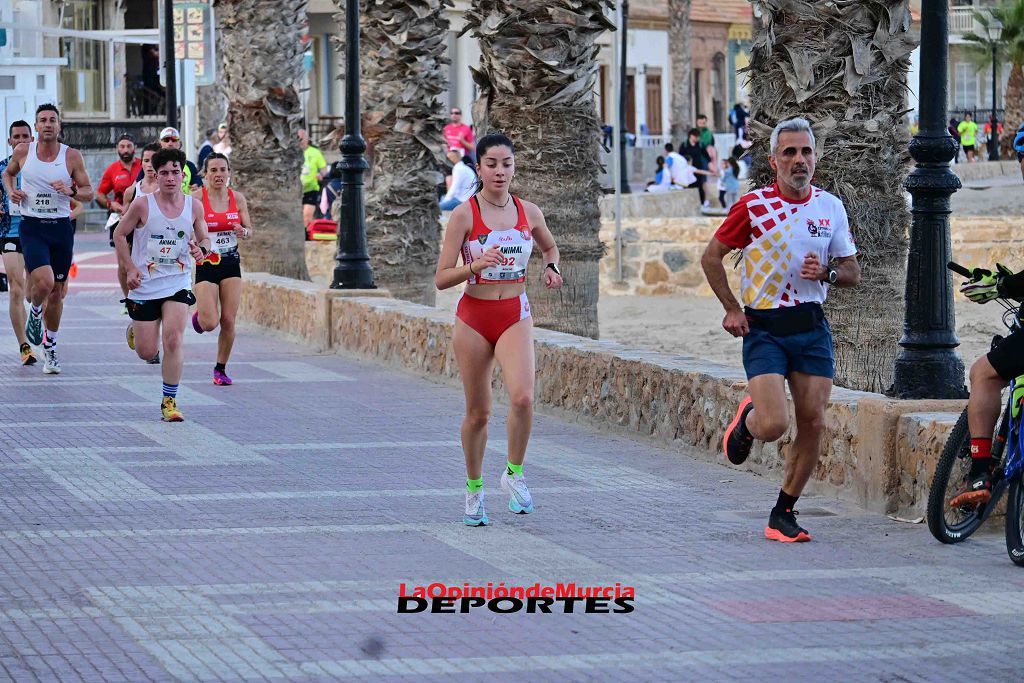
left=701, top=117, right=861, bottom=543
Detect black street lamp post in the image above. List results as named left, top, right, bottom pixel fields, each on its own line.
left=618, top=0, right=631, bottom=194
left=331, top=0, right=376, bottom=290
left=892, top=0, right=966, bottom=399
left=988, top=18, right=1003, bottom=162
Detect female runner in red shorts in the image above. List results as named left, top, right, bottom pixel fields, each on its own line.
left=434, top=133, right=563, bottom=526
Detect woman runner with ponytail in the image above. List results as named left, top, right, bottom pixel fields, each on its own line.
left=190, top=152, right=252, bottom=385
left=434, top=133, right=564, bottom=526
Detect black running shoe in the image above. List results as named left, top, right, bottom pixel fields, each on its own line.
left=949, top=464, right=995, bottom=510
left=723, top=396, right=755, bottom=465
left=765, top=508, right=811, bottom=542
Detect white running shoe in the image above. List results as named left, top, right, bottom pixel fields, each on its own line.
left=464, top=491, right=489, bottom=526
left=42, top=345, right=61, bottom=374
left=500, top=469, right=534, bottom=514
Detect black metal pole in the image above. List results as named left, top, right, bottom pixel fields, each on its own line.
left=331, top=0, right=375, bottom=289
left=990, top=43, right=999, bottom=161
left=164, top=0, right=177, bottom=129
left=618, top=0, right=631, bottom=194
left=892, top=0, right=966, bottom=399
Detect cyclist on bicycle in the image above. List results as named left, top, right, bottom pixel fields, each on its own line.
left=950, top=122, right=1024, bottom=508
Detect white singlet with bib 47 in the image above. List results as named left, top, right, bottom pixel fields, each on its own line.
left=129, top=194, right=195, bottom=300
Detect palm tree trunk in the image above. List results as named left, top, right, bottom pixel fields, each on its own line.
left=668, top=0, right=692, bottom=144
left=217, top=0, right=310, bottom=280
left=747, top=0, right=917, bottom=393
left=351, top=0, right=449, bottom=305
left=1001, top=62, right=1024, bottom=160
left=464, top=0, right=613, bottom=339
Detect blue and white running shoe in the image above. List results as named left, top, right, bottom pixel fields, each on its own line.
left=500, top=469, right=534, bottom=514
left=464, top=491, right=489, bottom=526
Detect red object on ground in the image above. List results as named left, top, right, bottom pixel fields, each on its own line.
left=69, top=262, right=78, bottom=279
left=306, top=219, right=338, bottom=241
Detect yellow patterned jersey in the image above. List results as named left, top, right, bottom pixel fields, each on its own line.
left=715, top=184, right=856, bottom=310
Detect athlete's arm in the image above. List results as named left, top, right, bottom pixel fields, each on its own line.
left=121, top=183, right=137, bottom=208
left=433, top=202, right=500, bottom=290
left=63, top=149, right=94, bottom=203
left=524, top=202, right=563, bottom=290
left=701, top=237, right=748, bottom=337
left=114, top=198, right=145, bottom=289
left=192, top=198, right=212, bottom=254
left=233, top=191, right=253, bottom=238
left=831, top=254, right=860, bottom=287
left=2, top=145, right=26, bottom=203
left=95, top=168, right=114, bottom=210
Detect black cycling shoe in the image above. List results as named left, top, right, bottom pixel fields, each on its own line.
left=765, top=508, right=811, bottom=542
left=949, top=463, right=995, bottom=510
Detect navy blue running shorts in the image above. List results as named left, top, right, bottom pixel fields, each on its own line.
left=742, top=306, right=835, bottom=380
left=20, top=216, right=74, bottom=281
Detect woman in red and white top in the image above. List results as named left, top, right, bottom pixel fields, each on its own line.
left=435, top=133, right=563, bottom=526
left=190, top=152, right=253, bottom=386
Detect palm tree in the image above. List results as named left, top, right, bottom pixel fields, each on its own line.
left=962, top=1, right=1024, bottom=159
left=217, top=0, right=310, bottom=280
left=668, top=0, right=692, bottom=144
left=342, top=0, right=449, bottom=305
left=747, top=0, right=917, bottom=393
left=463, top=0, right=613, bottom=339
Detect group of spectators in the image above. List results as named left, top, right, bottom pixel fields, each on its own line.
left=646, top=107, right=752, bottom=211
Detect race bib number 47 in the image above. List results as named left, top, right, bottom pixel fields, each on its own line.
left=146, top=233, right=184, bottom=265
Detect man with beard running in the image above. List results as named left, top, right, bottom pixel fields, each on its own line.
left=0, top=120, right=37, bottom=365
left=2, top=104, right=94, bottom=374
left=702, top=117, right=860, bottom=543
left=95, top=133, right=141, bottom=247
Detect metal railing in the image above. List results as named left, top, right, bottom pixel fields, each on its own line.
left=950, top=7, right=977, bottom=35
left=61, top=122, right=168, bottom=150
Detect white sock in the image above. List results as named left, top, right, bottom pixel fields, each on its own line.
left=44, top=329, right=57, bottom=346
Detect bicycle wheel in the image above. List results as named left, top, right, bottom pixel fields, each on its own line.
left=927, top=408, right=986, bottom=543
left=1005, top=475, right=1024, bottom=566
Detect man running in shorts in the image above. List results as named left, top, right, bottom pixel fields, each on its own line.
left=2, top=104, right=94, bottom=375
left=95, top=133, right=141, bottom=246
left=114, top=148, right=211, bottom=421
left=702, top=117, right=861, bottom=543
left=0, top=120, right=37, bottom=365
left=117, top=142, right=161, bottom=308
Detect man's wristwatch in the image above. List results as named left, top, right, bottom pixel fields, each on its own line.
left=546, top=263, right=561, bottom=276
left=68, top=186, right=78, bottom=198
left=825, top=268, right=838, bottom=285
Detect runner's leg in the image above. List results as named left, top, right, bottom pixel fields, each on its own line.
left=3, top=252, right=28, bottom=346
left=194, top=280, right=220, bottom=332
left=493, top=318, right=535, bottom=467
left=132, top=318, right=161, bottom=361
left=784, top=371, right=833, bottom=497
left=745, top=373, right=790, bottom=442
left=216, top=276, right=242, bottom=366
left=453, top=318, right=495, bottom=481
left=160, top=301, right=188, bottom=388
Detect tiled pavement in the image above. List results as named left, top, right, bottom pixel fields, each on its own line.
left=1, top=235, right=1023, bottom=682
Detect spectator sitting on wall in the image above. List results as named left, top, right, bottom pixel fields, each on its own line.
left=439, top=147, right=477, bottom=212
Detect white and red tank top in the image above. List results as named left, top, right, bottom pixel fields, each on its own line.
left=462, top=195, right=533, bottom=284
left=201, top=187, right=241, bottom=256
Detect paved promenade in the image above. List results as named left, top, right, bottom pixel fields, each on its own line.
left=0, top=234, right=1022, bottom=681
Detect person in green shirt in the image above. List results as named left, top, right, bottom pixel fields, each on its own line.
left=298, top=128, right=328, bottom=226
left=957, top=112, right=979, bottom=162
left=696, top=113, right=715, bottom=148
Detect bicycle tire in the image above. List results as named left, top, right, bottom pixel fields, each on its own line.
left=1006, top=476, right=1024, bottom=566
left=927, top=408, right=985, bottom=544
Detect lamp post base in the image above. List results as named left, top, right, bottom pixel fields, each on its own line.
left=890, top=347, right=968, bottom=399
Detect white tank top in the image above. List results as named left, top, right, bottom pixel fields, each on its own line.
left=129, top=193, right=195, bottom=300
left=20, top=142, right=72, bottom=219
left=132, top=180, right=155, bottom=200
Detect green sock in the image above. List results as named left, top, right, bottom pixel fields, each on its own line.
left=506, top=461, right=523, bottom=476
left=466, top=477, right=484, bottom=493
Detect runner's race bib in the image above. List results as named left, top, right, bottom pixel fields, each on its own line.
left=477, top=250, right=526, bottom=282
left=29, top=191, right=56, bottom=214
left=212, top=230, right=237, bottom=254
left=146, top=232, right=184, bottom=265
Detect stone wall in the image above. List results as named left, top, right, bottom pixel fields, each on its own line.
left=240, top=272, right=963, bottom=517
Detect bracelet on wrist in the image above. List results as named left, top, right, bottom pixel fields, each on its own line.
left=468, top=262, right=475, bottom=276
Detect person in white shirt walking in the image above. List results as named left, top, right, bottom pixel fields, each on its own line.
left=440, top=147, right=478, bottom=211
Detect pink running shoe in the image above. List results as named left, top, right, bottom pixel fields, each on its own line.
left=191, top=311, right=203, bottom=334
left=213, top=368, right=233, bottom=386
